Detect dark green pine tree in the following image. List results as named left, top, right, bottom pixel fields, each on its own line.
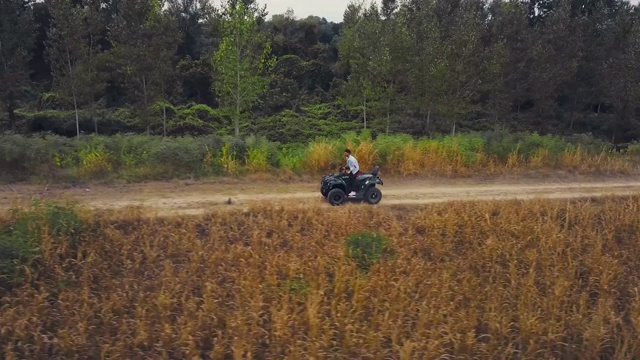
left=0, top=0, right=36, bottom=132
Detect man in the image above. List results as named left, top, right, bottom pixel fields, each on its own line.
left=344, top=149, right=360, bottom=196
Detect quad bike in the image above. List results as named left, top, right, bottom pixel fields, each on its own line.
left=320, top=166, right=384, bottom=206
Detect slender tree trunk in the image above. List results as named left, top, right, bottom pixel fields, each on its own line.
left=73, top=93, right=79, bottom=139
left=235, top=95, right=240, bottom=137
left=452, top=120, right=456, bottom=137
left=91, top=103, right=98, bottom=135
left=163, top=105, right=167, bottom=137
left=142, top=75, right=150, bottom=135
left=569, top=112, right=575, bottom=131
left=363, top=96, right=367, bottom=130
left=386, top=97, right=391, bottom=134
left=426, top=109, right=431, bottom=135
left=570, top=87, right=578, bottom=131
left=234, top=74, right=240, bottom=137
left=1, top=42, right=14, bottom=132
left=66, top=45, right=80, bottom=139
left=90, top=30, right=97, bottom=136
left=160, top=78, right=168, bottom=138
left=235, top=43, right=241, bottom=137
left=8, top=104, right=16, bottom=132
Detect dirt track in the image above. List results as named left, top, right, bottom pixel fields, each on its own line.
left=2, top=175, right=640, bottom=216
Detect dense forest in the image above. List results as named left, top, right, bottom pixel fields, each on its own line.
left=1, top=0, right=640, bottom=144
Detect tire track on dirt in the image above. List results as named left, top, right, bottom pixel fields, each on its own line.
left=3, top=178, right=640, bottom=216
left=81, top=180, right=640, bottom=216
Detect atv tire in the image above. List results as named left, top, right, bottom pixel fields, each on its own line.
left=364, top=187, right=382, bottom=205
left=327, top=188, right=346, bottom=206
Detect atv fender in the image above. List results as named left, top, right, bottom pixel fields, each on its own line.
left=364, top=177, right=383, bottom=188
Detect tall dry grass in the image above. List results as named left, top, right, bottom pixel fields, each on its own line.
left=2, top=133, right=637, bottom=182
left=2, top=197, right=640, bottom=358
left=300, top=134, right=636, bottom=177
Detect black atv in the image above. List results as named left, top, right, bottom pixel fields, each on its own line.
left=320, top=166, right=384, bottom=206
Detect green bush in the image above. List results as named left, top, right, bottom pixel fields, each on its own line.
left=0, top=202, right=83, bottom=291
left=345, top=231, right=394, bottom=271
left=277, top=144, right=305, bottom=172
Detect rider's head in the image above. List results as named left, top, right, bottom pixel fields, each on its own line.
left=344, top=149, right=351, bottom=158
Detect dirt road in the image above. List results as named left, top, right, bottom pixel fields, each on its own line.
left=2, top=175, right=640, bottom=216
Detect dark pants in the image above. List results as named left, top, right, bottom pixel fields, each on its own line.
left=348, top=171, right=360, bottom=193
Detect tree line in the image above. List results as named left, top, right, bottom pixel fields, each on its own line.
left=1, top=0, right=639, bottom=144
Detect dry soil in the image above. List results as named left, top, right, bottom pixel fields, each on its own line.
left=2, top=174, right=640, bottom=216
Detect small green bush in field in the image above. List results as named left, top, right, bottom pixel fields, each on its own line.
left=345, top=231, right=394, bottom=271
left=0, top=202, right=83, bottom=291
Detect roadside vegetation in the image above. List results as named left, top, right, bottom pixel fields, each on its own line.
left=1, top=131, right=638, bottom=183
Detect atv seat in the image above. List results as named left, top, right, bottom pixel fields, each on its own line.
left=359, top=166, right=379, bottom=177
left=354, top=167, right=379, bottom=185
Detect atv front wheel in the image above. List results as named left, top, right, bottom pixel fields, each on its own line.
left=364, top=187, right=382, bottom=205
left=327, top=188, right=346, bottom=206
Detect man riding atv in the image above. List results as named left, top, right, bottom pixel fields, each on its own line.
left=320, top=150, right=383, bottom=205
left=344, top=148, right=359, bottom=197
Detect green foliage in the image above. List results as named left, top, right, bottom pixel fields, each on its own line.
left=213, top=0, right=276, bottom=136
left=255, top=104, right=360, bottom=143
left=4, top=0, right=640, bottom=148
left=108, top=0, right=181, bottom=133
left=372, top=133, right=414, bottom=164
left=285, top=274, right=310, bottom=299
left=345, top=230, right=394, bottom=271
left=0, top=0, right=35, bottom=131
left=0, top=201, right=82, bottom=291
left=481, top=131, right=610, bottom=161
left=277, top=144, right=305, bottom=172
left=0, top=130, right=633, bottom=183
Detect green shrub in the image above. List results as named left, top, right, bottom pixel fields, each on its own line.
left=147, top=137, right=206, bottom=176
left=345, top=230, right=394, bottom=271
left=374, top=134, right=415, bottom=164
left=0, top=201, right=83, bottom=291
left=277, top=144, right=305, bottom=172
left=286, top=274, right=310, bottom=299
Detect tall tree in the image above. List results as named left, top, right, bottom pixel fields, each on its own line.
left=166, top=0, right=216, bottom=60
left=46, top=0, right=91, bottom=138
left=338, top=1, right=382, bottom=130
left=212, top=0, right=275, bottom=136
left=109, top=0, right=181, bottom=135
left=0, top=0, right=36, bottom=132
left=600, top=2, right=640, bottom=142
left=377, top=0, right=409, bottom=133
left=401, top=0, right=442, bottom=134
left=80, top=0, right=107, bottom=134
left=485, top=0, right=532, bottom=127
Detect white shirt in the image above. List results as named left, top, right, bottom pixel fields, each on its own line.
left=346, top=155, right=359, bottom=174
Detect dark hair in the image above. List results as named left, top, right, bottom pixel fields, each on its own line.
left=345, top=149, right=351, bottom=154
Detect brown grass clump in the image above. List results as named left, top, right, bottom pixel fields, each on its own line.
left=353, top=141, right=379, bottom=172
left=305, top=140, right=338, bottom=173
left=3, top=197, right=640, bottom=358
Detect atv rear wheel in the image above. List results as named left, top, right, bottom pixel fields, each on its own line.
left=364, top=187, right=382, bottom=205
left=327, top=188, right=346, bottom=206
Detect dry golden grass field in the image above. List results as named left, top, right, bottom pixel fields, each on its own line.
left=2, top=179, right=640, bottom=359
